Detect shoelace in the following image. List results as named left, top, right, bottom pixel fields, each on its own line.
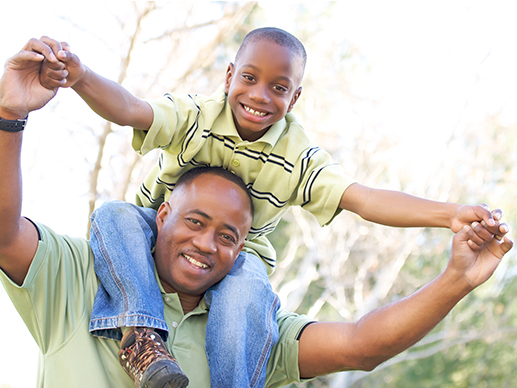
left=119, top=329, right=174, bottom=383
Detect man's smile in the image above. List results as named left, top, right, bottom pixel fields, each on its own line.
left=183, top=253, right=209, bottom=269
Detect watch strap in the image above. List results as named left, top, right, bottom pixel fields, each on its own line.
left=0, top=116, right=27, bottom=132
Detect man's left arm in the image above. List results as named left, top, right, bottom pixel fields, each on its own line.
left=296, top=221, right=513, bottom=378
left=339, top=182, right=506, bottom=235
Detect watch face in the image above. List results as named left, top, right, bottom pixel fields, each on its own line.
left=0, top=117, right=26, bottom=132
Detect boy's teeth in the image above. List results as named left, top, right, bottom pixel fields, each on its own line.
left=244, top=105, right=267, bottom=116
left=184, top=254, right=208, bottom=269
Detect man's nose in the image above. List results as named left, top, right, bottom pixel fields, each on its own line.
left=192, top=230, right=217, bottom=254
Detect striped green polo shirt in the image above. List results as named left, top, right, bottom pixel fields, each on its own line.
left=133, top=87, right=354, bottom=273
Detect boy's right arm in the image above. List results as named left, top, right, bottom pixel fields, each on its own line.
left=40, top=37, right=153, bottom=130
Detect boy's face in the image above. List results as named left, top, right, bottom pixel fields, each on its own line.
left=225, top=39, right=303, bottom=141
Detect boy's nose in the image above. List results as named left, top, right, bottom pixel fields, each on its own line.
left=249, top=85, right=270, bottom=104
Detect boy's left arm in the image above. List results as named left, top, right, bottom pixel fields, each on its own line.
left=339, top=183, right=506, bottom=235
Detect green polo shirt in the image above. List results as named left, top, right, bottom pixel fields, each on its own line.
left=133, top=87, right=354, bottom=273
left=0, top=223, right=312, bottom=387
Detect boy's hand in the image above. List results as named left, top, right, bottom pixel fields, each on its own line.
left=451, top=204, right=507, bottom=237
left=39, top=36, right=85, bottom=90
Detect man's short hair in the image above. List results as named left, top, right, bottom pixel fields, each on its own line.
left=235, top=27, right=307, bottom=74
left=175, top=167, right=254, bottom=216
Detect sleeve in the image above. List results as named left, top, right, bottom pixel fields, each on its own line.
left=132, top=93, right=209, bottom=156
left=291, top=146, right=355, bottom=226
left=0, top=223, right=95, bottom=354
left=265, top=310, right=315, bottom=387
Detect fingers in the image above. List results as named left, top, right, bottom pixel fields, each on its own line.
left=480, top=208, right=509, bottom=240
left=466, top=222, right=493, bottom=248
left=465, top=219, right=513, bottom=258
left=477, top=203, right=496, bottom=228
left=500, top=236, right=514, bottom=255
left=39, top=36, right=63, bottom=62
left=37, top=37, right=70, bottom=90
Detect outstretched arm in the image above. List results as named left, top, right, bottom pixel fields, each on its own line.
left=0, top=39, right=60, bottom=285
left=39, top=36, right=153, bottom=130
left=297, top=222, right=513, bottom=378
left=339, top=183, right=506, bottom=235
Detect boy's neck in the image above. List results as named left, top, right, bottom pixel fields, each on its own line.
left=237, top=127, right=271, bottom=142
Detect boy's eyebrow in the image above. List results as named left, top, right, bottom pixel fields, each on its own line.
left=191, top=209, right=240, bottom=240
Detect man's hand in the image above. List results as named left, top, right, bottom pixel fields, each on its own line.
left=450, top=204, right=507, bottom=236
left=0, top=38, right=61, bottom=119
left=39, top=36, right=86, bottom=90
left=448, top=218, right=513, bottom=289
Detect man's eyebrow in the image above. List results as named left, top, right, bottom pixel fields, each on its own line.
left=191, top=209, right=240, bottom=240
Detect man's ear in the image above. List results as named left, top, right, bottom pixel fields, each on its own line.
left=224, top=63, right=234, bottom=94
left=155, top=202, right=171, bottom=232
left=287, top=86, right=302, bottom=112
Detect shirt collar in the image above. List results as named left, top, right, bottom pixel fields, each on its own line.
left=154, top=267, right=209, bottom=314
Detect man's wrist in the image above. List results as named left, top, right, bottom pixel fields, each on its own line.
left=0, top=116, right=28, bottom=132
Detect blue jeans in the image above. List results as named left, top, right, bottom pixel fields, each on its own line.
left=89, top=201, right=280, bottom=388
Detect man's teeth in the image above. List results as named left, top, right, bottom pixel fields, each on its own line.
left=184, top=254, right=208, bottom=269
left=244, top=105, right=267, bottom=117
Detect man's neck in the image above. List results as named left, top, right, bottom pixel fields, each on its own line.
left=177, top=293, right=203, bottom=314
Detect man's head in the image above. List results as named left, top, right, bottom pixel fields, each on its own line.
left=153, top=167, right=253, bottom=303
left=225, top=27, right=306, bottom=142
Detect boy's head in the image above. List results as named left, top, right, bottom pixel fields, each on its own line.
left=225, top=27, right=306, bottom=142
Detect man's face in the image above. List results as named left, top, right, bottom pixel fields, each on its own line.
left=154, top=174, right=252, bottom=297
left=224, top=39, right=303, bottom=142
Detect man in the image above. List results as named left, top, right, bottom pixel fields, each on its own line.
left=0, top=38, right=513, bottom=388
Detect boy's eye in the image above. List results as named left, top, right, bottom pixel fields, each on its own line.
left=242, top=74, right=254, bottom=82
left=273, top=85, right=288, bottom=93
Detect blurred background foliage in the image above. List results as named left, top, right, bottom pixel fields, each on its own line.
left=1, top=1, right=516, bottom=387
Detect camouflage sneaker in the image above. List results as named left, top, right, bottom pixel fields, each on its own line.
left=118, top=327, right=189, bottom=388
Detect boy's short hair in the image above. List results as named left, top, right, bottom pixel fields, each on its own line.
left=175, top=166, right=254, bottom=217
left=235, top=27, right=307, bottom=74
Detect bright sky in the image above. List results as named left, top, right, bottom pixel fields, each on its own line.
left=1, top=1, right=517, bottom=387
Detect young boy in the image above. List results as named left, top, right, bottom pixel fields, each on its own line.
left=40, top=28, right=503, bottom=388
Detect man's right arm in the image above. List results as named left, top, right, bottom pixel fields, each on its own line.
left=0, top=39, right=60, bottom=285
left=40, top=37, right=153, bottom=130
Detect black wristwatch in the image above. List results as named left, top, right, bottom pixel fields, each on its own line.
left=0, top=116, right=27, bottom=132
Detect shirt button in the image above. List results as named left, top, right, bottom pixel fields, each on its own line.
left=164, top=297, right=171, bottom=303
left=238, top=146, right=246, bottom=150
left=171, top=321, right=178, bottom=328
left=232, top=159, right=240, bottom=167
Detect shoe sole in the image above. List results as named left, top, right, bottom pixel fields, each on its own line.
left=141, top=359, right=189, bottom=388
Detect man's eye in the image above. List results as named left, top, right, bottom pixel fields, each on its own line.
left=187, top=218, right=201, bottom=225
left=221, top=234, right=236, bottom=244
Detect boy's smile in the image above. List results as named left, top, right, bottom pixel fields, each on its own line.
left=224, top=39, right=303, bottom=142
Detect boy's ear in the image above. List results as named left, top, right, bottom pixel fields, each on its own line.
left=224, top=63, right=235, bottom=93
left=287, top=86, right=302, bottom=112
left=156, top=202, right=171, bottom=232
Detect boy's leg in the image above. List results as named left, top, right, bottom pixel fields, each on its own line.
left=88, top=200, right=167, bottom=341
left=89, top=201, right=188, bottom=388
left=205, top=251, right=280, bottom=388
